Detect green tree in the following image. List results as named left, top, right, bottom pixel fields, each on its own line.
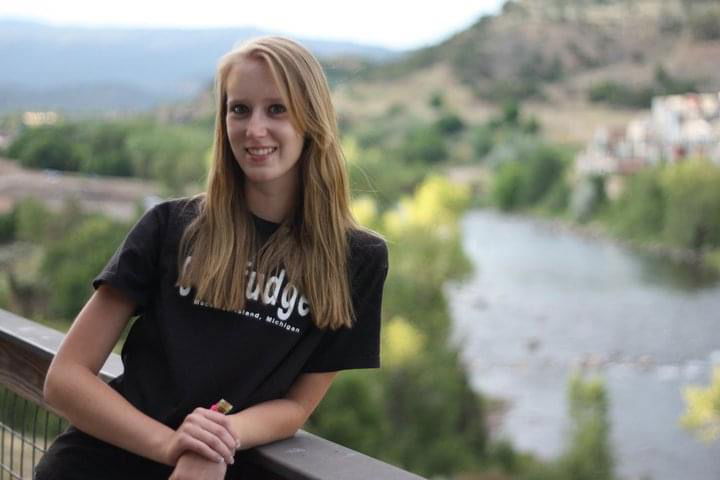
left=490, top=143, right=569, bottom=211
left=428, top=91, right=445, bottom=110
left=14, top=198, right=52, bottom=242
left=310, top=178, right=487, bottom=478
left=434, top=112, right=466, bottom=135
left=307, top=370, right=388, bottom=455
left=654, top=65, right=697, bottom=96
left=499, top=101, right=520, bottom=127
left=0, top=208, right=16, bottom=243
left=682, top=366, right=720, bottom=442
left=472, top=125, right=495, bottom=159
left=126, top=125, right=211, bottom=193
left=518, top=145, right=567, bottom=206
left=558, top=374, right=615, bottom=480
left=661, top=158, right=720, bottom=251
left=41, top=215, right=129, bottom=319
left=399, top=126, right=448, bottom=164
left=7, top=125, right=87, bottom=171
left=78, top=123, right=134, bottom=176
left=609, top=168, right=665, bottom=240
left=345, top=137, right=426, bottom=210
left=493, top=161, right=525, bottom=210
left=588, top=81, right=655, bottom=108
left=688, top=6, right=720, bottom=40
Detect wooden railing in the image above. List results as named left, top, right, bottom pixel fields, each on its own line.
left=0, top=308, right=424, bottom=480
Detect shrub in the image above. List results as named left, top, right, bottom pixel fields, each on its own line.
left=659, top=15, right=684, bottom=35
left=493, top=161, right=525, bottom=211
left=434, top=112, right=466, bottom=135
left=428, top=91, right=445, bottom=110
left=688, top=8, right=720, bottom=40
left=399, top=126, right=448, bottom=164
left=588, top=81, right=655, bottom=108
left=0, top=209, right=16, bottom=243
left=472, top=126, right=495, bottom=159
left=491, top=143, right=569, bottom=211
left=608, top=168, right=666, bottom=240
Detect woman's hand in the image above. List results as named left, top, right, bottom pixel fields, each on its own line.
left=163, top=407, right=239, bottom=466
left=168, top=451, right=227, bottom=480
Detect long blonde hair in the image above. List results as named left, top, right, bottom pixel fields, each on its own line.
left=177, top=36, right=357, bottom=330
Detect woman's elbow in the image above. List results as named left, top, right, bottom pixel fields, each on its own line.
left=290, top=404, right=312, bottom=434
left=43, top=363, right=61, bottom=408
left=43, top=360, right=72, bottom=412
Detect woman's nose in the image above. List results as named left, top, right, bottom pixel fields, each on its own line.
left=246, top=112, right=268, bottom=138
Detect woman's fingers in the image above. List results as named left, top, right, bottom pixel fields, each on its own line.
left=194, top=409, right=238, bottom=449
left=175, top=433, right=226, bottom=464
left=167, top=407, right=239, bottom=466
left=181, top=423, right=235, bottom=464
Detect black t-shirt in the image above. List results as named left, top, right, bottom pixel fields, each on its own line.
left=35, top=198, right=388, bottom=479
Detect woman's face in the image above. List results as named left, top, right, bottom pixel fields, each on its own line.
left=225, top=57, right=305, bottom=194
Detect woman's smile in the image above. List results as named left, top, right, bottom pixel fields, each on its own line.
left=245, top=146, right=278, bottom=157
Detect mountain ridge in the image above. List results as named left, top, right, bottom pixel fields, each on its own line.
left=0, top=19, right=399, bottom=112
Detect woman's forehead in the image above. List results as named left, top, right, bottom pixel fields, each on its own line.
left=225, top=58, right=283, bottom=102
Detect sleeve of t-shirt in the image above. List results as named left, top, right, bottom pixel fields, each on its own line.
left=302, top=235, right=389, bottom=373
left=92, top=202, right=168, bottom=314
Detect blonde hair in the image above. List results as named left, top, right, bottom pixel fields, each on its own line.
left=177, top=36, right=357, bottom=330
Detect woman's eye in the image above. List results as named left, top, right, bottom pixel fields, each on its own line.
left=269, top=104, right=287, bottom=115
left=230, top=104, right=249, bottom=115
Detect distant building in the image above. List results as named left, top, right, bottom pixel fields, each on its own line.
left=652, top=93, right=720, bottom=163
left=22, top=111, right=59, bottom=127
left=575, top=92, right=720, bottom=198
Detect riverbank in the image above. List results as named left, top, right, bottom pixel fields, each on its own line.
left=502, top=206, right=720, bottom=276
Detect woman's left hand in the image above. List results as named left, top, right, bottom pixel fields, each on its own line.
left=168, top=451, right=228, bottom=480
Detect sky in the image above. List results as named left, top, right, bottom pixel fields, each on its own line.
left=0, top=0, right=507, bottom=50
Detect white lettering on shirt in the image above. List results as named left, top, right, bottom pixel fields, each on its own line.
left=262, top=269, right=285, bottom=305
left=178, top=257, right=310, bottom=320
left=278, top=284, right=298, bottom=321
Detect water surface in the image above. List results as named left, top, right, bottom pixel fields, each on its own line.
left=449, top=210, right=720, bottom=480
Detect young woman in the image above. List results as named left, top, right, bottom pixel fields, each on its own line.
left=35, top=36, right=388, bottom=480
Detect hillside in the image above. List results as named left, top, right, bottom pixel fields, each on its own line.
left=331, top=0, right=720, bottom=144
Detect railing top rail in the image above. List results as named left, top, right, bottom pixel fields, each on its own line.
left=0, top=308, right=425, bottom=479
left=0, top=308, right=123, bottom=380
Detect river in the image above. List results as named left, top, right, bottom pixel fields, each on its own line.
left=449, top=209, right=720, bottom=480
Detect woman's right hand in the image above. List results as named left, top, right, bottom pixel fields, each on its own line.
left=164, top=407, right=238, bottom=466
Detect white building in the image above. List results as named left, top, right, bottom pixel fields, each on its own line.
left=576, top=91, right=720, bottom=179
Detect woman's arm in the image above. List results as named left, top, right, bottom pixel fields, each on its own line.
left=43, top=285, right=236, bottom=466
left=170, top=371, right=337, bottom=478
left=229, top=371, right=337, bottom=450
